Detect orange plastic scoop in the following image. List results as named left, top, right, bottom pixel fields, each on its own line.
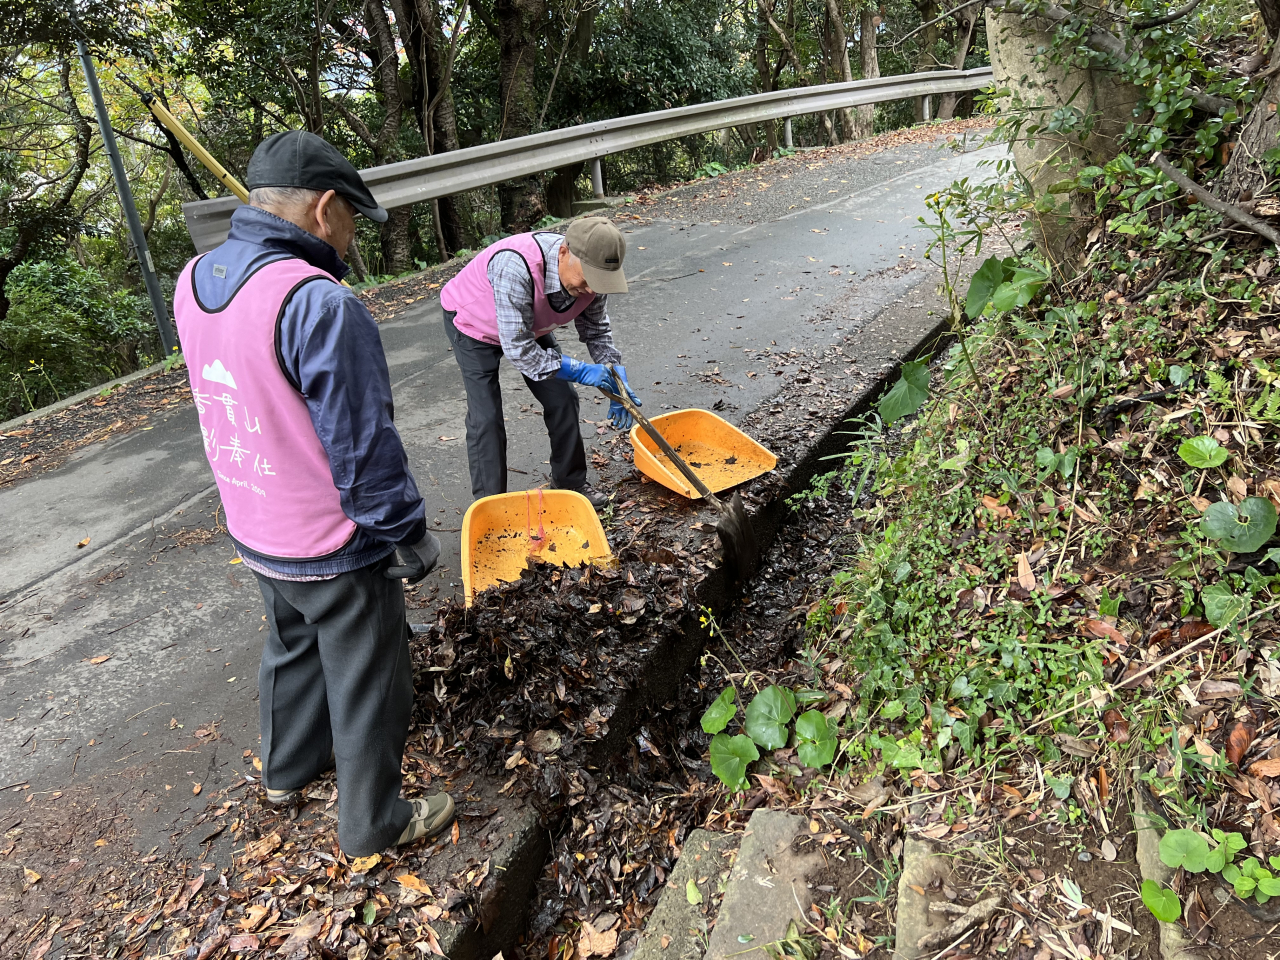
left=629, top=409, right=777, bottom=499
left=461, top=489, right=612, bottom=605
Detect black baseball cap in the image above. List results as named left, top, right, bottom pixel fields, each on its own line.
left=247, top=130, right=388, bottom=223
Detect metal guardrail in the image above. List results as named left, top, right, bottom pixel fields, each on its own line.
left=182, top=66, right=994, bottom=253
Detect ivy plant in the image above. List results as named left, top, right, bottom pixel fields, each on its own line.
left=1144, top=828, right=1279, bottom=920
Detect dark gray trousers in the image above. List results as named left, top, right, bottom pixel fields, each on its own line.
left=444, top=309, right=587, bottom=498
left=255, top=557, right=412, bottom=857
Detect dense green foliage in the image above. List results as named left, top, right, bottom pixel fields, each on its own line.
left=2, top=0, right=989, bottom=416
left=2, top=257, right=153, bottom=410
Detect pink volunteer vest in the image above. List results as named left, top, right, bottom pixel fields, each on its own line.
left=441, top=232, right=594, bottom=345
left=174, top=257, right=357, bottom=560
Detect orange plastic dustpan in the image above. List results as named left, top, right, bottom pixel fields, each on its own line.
left=460, top=489, right=613, bottom=605
left=629, top=409, right=777, bottom=499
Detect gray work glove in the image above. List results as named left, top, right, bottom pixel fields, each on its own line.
left=384, top=533, right=441, bottom=583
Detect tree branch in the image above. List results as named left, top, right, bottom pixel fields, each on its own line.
left=1152, top=150, right=1280, bottom=246
left=891, top=0, right=986, bottom=49
left=757, top=0, right=805, bottom=76
left=469, top=0, right=500, bottom=38
left=1131, top=0, right=1203, bottom=29
left=331, top=97, right=377, bottom=149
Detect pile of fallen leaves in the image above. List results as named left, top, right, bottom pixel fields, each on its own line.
left=407, top=543, right=695, bottom=806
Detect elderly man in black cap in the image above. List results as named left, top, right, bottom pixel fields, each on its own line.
left=173, top=131, right=453, bottom=857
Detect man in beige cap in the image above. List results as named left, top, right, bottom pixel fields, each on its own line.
left=440, top=217, right=640, bottom=508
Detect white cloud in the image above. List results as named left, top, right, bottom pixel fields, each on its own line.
left=202, top=359, right=237, bottom=390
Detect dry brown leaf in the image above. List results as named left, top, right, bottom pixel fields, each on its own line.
left=1056, top=735, right=1097, bottom=758
left=1197, top=680, right=1242, bottom=700
left=1179, top=621, right=1216, bottom=642
left=239, top=905, right=272, bottom=932
left=1227, top=475, right=1249, bottom=501
left=1248, top=757, right=1280, bottom=778
left=451, top=820, right=460, bottom=845
left=579, top=921, right=619, bottom=958
left=1103, top=708, right=1130, bottom=744
left=527, top=729, right=562, bottom=754
left=243, top=832, right=281, bottom=861
left=76, top=536, right=90, bottom=548
left=981, top=495, right=1013, bottom=519
left=1082, top=619, right=1126, bottom=643
left=350, top=854, right=380, bottom=873
left=1226, top=722, right=1256, bottom=769
left=1016, top=553, right=1036, bottom=592
left=1074, top=502, right=1100, bottom=523
left=1189, top=495, right=1212, bottom=512
left=87, top=655, right=110, bottom=665
left=275, top=911, right=324, bottom=957
left=397, top=874, right=433, bottom=895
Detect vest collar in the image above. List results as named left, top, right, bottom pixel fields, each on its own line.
left=227, top=204, right=352, bottom=281
left=542, top=234, right=565, bottom=297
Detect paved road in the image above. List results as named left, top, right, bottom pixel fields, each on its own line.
left=0, top=137, right=1001, bottom=854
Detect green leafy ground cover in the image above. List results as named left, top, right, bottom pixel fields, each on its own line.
left=801, top=149, right=1280, bottom=929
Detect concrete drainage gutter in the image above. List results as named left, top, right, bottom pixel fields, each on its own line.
left=430, top=276, right=953, bottom=960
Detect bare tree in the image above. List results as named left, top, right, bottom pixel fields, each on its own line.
left=823, top=0, right=856, bottom=141
left=937, top=2, right=981, bottom=119
left=856, top=4, right=879, bottom=138
left=496, top=0, right=549, bottom=228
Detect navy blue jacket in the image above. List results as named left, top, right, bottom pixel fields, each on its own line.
left=190, top=205, right=426, bottom=576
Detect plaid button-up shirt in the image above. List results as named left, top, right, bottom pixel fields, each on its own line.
left=488, top=232, right=622, bottom=380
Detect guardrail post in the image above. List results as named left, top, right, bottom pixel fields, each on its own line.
left=921, top=94, right=932, bottom=122
left=591, top=158, right=605, bottom=200
left=784, top=118, right=793, bottom=149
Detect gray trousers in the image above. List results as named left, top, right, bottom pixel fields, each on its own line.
left=444, top=309, right=587, bottom=498
left=255, top=556, right=412, bottom=857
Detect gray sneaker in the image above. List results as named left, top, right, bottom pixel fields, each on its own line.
left=265, top=750, right=335, bottom=805
left=395, top=792, right=456, bottom=846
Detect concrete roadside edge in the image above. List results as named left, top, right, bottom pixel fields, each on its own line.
left=0, top=360, right=171, bottom=435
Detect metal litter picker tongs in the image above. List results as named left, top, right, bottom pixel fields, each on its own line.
left=600, top=365, right=759, bottom=582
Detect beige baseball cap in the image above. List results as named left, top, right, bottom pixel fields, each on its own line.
left=565, top=217, right=628, bottom=294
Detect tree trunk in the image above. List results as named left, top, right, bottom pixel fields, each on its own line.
left=546, top=161, right=585, bottom=218
left=381, top=207, right=415, bottom=275
left=1223, top=73, right=1280, bottom=200
left=1223, top=2, right=1280, bottom=198
left=390, top=0, right=468, bottom=254
left=936, top=4, right=980, bottom=120
left=497, top=0, right=548, bottom=229
left=753, top=3, right=779, bottom=153
left=914, top=0, right=940, bottom=121
left=573, top=0, right=597, bottom=59
left=819, top=7, right=840, bottom=143
left=1258, top=0, right=1280, bottom=38
left=855, top=6, right=879, bottom=137
left=823, top=0, right=856, bottom=140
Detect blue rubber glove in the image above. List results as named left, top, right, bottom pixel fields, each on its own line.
left=608, top=365, right=642, bottom=430
left=556, top=355, right=618, bottom=392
